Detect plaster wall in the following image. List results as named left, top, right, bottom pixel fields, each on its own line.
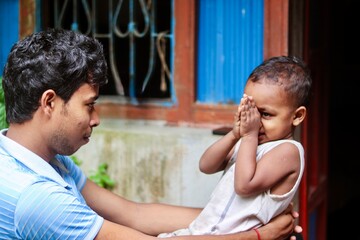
left=75, top=118, right=223, bottom=208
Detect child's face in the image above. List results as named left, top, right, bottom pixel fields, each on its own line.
left=244, top=81, right=297, bottom=144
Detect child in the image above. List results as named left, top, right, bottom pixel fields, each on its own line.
left=158, top=56, right=311, bottom=237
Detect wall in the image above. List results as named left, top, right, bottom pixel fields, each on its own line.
left=75, top=118, right=223, bottom=207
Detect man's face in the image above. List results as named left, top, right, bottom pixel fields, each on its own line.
left=49, top=83, right=100, bottom=156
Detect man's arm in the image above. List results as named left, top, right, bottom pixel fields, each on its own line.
left=95, top=210, right=299, bottom=240
left=83, top=180, right=201, bottom=235
left=83, top=180, right=300, bottom=240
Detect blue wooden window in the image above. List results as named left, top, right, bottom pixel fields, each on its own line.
left=197, top=0, right=264, bottom=104
left=0, top=0, right=19, bottom=76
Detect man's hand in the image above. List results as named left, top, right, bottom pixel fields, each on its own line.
left=257, top=203, right=302, bottom=240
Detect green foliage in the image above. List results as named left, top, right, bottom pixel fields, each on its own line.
left=70, top=155, right=83, bottom=166
left=71, top=155, right=115, bottom=190
left=0, top=77, right=9, bottom=130
left=88, top=163, right=115, bottom=190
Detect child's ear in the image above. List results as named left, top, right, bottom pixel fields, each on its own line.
left=293, top=106, right=307, bottom=126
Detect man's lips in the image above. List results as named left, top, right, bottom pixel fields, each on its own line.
left=84, top=133, right=91, bottom=141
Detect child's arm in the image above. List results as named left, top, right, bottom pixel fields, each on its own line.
left=199, top=131, right=237, bottom=174
left=234, top=96, right=300, bottom=197
left=199, top=100, right=244, bottom=174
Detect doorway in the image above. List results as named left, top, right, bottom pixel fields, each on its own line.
left=326, top=0, right=360, bottom=238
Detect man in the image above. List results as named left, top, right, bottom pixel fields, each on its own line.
left=0, top=28, right=301, bottom=239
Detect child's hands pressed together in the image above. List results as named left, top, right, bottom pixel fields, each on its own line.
left=239, top=94, right=261, bottom=138
left=232, top=101, right=242, bottom=139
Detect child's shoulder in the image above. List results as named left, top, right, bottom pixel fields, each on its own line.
left=259, top=139, right=304, bottom=155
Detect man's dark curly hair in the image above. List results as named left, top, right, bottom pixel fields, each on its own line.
left=2, top=28, right=108, bottom=124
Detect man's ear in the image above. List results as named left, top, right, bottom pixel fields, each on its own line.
left=40, top=90, right=57, bottom=116
left=293, top=106, right=307, bottom=126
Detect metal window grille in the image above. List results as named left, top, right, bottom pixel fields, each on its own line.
left=41, top=0, right=174, bottom=105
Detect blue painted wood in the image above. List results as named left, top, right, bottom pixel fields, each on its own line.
left=197, top=0, right=263, bottom=104
left=0, top=0, right=19, bottom=76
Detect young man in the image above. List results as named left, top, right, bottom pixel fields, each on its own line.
left=0, top=28, right=301, bottom=239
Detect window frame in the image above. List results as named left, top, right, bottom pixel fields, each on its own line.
left=96, top=0, right=289, bottom=127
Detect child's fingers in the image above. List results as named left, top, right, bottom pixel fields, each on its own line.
left=240, top=96, right=246, bottom=105
left=245, top=95, right=256, bottom=109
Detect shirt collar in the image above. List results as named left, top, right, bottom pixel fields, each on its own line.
left=0, top=129, right=69, bottom=188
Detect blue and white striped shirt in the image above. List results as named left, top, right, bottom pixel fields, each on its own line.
left=0, top=129, right=103, bottom=239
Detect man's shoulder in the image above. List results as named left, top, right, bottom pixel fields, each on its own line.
left=0, top=156, right=40, bottom=226
left=0, top=154, right=38, bottom=178
left=0, top=156, right=39, bottom=193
